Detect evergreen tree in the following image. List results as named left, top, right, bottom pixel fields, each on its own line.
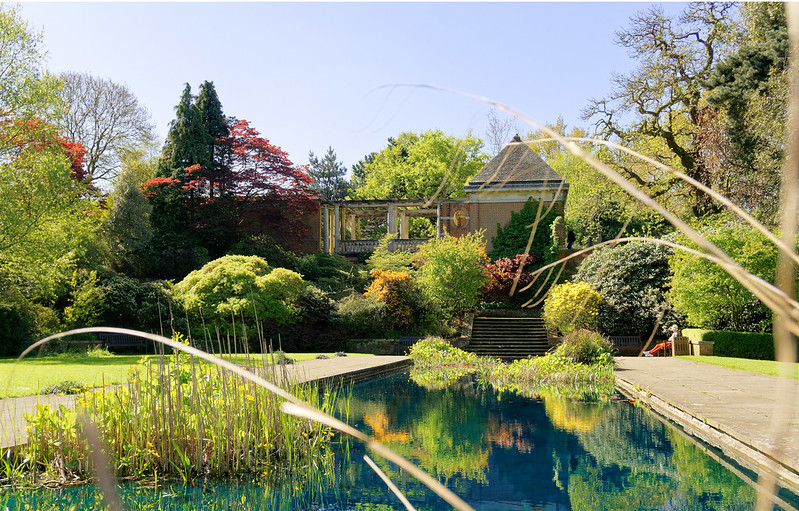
left=104, top=158, right=153, bottom=276
left=196, top=81, right=229, bottom=196
left=308, top=146, right=349, bottom=200
left=158, top=84, right=209, bottom=181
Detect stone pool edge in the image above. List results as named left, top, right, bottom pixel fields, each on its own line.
left=615, top=376, right=799, bottom=497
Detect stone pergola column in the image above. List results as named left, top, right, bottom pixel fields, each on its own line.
left=399, top=212, right=409, bottom=239
left=348, top=213, right=356, bottom=240
left=322, top=205, right=329, bottom=253
left=333, top=204, right=340, bottom=254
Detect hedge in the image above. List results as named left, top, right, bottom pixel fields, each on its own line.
left=682, top=328, right=776, bottom=360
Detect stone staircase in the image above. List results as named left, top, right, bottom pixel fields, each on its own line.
left=466, top=315, right=551, bottom=360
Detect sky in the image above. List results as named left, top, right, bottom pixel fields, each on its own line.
left=19, top=2, right=689, bottom=174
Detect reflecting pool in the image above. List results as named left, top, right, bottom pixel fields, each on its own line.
left=3, top=369, right=797, bottom=510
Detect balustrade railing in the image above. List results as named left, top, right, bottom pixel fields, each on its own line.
left=338, top=238, right=430, bottom=254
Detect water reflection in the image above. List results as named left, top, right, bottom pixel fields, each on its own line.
left=4, top=369, right=796, bottom=510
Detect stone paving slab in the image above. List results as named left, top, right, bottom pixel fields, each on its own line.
left=0, top=355, right=411, bottom=450
left=616, top=357, right=799, bottom=492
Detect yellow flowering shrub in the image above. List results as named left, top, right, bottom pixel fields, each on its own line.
left=543, top=281, right=602, bottom=334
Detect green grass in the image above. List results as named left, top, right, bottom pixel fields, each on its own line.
left=0, top=352, right=370, bottom=398
left=679, top=356, right=799, bottom=380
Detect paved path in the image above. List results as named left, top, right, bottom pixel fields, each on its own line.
left=616, top=357, right=799, bottom=493
left=1, top=355, right=411, bottom=450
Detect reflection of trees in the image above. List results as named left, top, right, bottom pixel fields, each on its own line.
left=568, top=458, right=675, bottom=511
left=570, top=403, right=759, bottom=510
left=410, top=365, right=475, bottom=390
left=349, top=374, right=492, bottom=485
left=668, top=429, right=757, bottom=509
left=542, top=393, right=605, bottom=433
left=575, top=403, right=673, bottom=475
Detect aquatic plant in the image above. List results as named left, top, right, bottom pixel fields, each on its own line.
left=19, top=339, right=341, bottom=484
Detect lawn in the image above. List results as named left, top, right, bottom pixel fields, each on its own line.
left=0, top=352, right=370, bottom=398
left=679, top=356, right=799, bottom=380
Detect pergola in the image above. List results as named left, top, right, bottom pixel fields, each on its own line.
left=320, top=199, right=442, bottom=254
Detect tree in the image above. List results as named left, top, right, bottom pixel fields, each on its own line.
left=157, top=83, right=208, bottom=181
left=526, top=121, right=672, bottom=247
left=0, top=4, right=59, bottom=116
left=702, top=3, right=787, bottom=226
left=103, top=154, right=154, bottom=276
left=573, top=241, right=681, bottom=336
left=484, top=108, right=519, bottom=157
left=668, top=217, right=778, bottom=332
left=308, top=146, right=349, bottom=200
left=583, top=3, right=737, bottom=217
left=351, top=130, right=488, bottom=200
left=52, top=71, right=156, bottom=187
left=413, top=232, right=489, bottom=317
left=195, top=80, right=229, bottom=197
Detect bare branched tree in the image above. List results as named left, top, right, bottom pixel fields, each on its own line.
left=53, top=71, right=156, bottom=187
left=484, top=108, right=518, bottom=156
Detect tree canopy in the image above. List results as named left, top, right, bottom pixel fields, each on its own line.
left=583, top=2, right=737, bottom=218
left=308, top=146, right=349, bottom=201
left=52, top=71, right=156, bottom=187
left=351, top=130, right=488, bottom=200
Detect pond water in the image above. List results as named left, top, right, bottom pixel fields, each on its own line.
left=3, top=369, right=798, bottom=510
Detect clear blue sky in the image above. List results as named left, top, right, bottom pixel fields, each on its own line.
left=20, top=2, right=688, bottom=173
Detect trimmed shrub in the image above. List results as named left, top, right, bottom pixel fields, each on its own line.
left=543, top=282, right=602, bottom=334
left=574, top=241, right=681, bottom=336
left=682, top=328, right=778, bottom=360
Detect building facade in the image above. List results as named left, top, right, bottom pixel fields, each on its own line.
left=319, top=138, right=569, bottom=255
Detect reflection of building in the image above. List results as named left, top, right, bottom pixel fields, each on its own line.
left=318, top=138, right=569, bottom=255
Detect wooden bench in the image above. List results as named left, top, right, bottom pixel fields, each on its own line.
left=607, top=335, right=641, bottom=347
left=672, top=335, right=690, bottom=356
left=98, top=333, right=148, bottom=351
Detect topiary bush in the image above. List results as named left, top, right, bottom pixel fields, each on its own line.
left=543, top=281, right=602, bottom=334
left=574, top=241, right=682, bottom=336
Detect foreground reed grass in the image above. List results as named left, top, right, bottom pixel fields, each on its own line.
left=14, top=341, right=342, bottom=485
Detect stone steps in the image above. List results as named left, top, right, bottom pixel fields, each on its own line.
left=466, top=316, right=550, bottom=360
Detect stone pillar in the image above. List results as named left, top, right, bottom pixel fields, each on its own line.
left=348, top=214, right=356, bottom=241
left=436, top=204, right=442, bottom=238
left=387, top=204, right=397, bottom=251
left=322, top=205, right=329, bottom=253
left=333, top=204, right=340, bottom=254
left=400, top=212, right=409, bottom=239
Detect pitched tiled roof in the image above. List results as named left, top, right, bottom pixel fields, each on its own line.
left=464, top=139, right=566, bottom=192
